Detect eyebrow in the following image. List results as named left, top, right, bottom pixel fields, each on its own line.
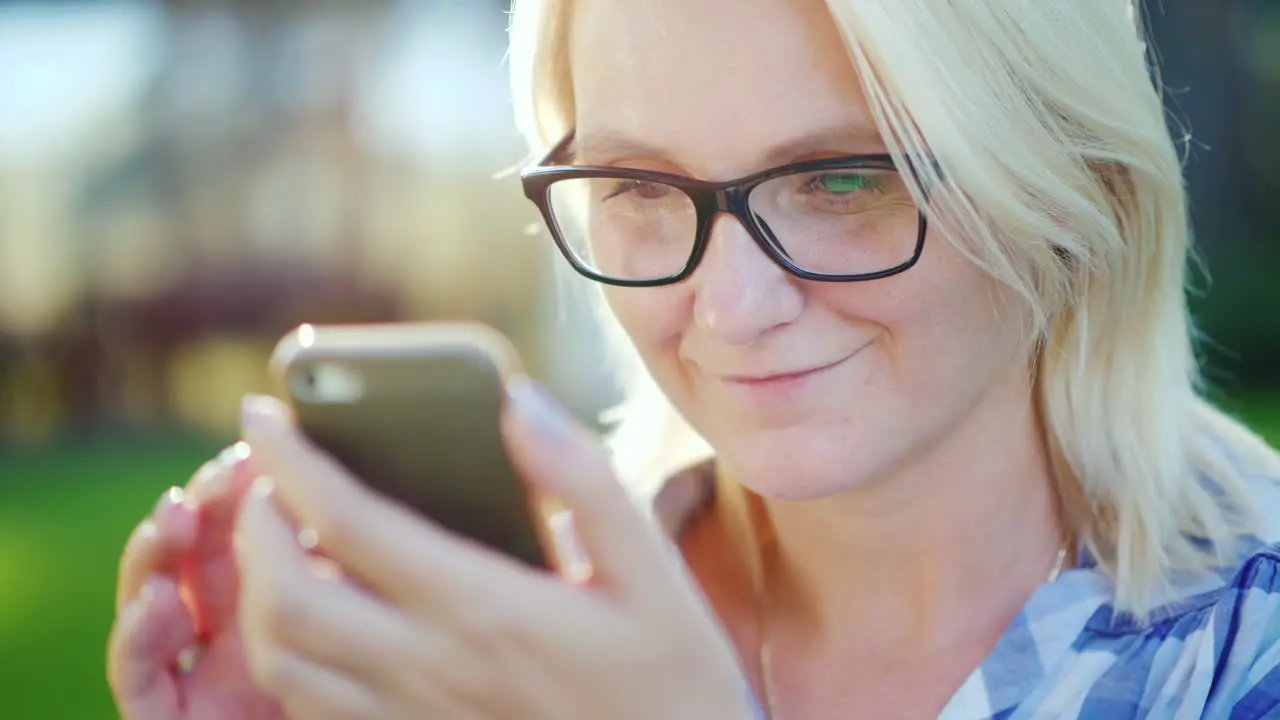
left=572, top=124, right=887, bottom=169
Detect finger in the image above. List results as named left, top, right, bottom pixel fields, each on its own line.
left=118, top=439, right=251, bottom=616
left=235, top=477, right=423, bottom=684
left=501, top=378, right=675, bottom=602
left=107, top=575, right=195, bottom=713
left=240, top=394, right=535, bottom=607
left=116, top=488, right=199, bottom=614
left=182, top=443, right=258, bottom=638
left=247, top=647, right=384, bottom=720
left=187, top=442, right=256, bottom=532
left=546, top=507, right=593, bottom=584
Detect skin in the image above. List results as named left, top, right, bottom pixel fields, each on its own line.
left=108, top=390, right=752, bottom=720
left=574, top=0, right=1065, bottom=716
left=108, top=445, right=284, bottom=719
left=108, top=0, right=1068, bottom=717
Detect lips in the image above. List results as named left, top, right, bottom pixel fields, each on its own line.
left=719, top=352, right=859, bottom=385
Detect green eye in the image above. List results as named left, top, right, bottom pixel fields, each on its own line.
left=816, top=173, right=873, bottom=195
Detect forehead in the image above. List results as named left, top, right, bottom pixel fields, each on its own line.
left=568, top=0, right=881, bottom=173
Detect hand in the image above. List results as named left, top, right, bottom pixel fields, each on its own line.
left=108, top=444, right=284, bottom=720
left=234, top=381, right=755, bottom=720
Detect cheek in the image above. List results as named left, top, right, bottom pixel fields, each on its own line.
left=603, top=286, right=690, bottom=357
left=817, top=237, right=1029, bottom=391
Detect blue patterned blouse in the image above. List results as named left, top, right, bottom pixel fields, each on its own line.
left=649, top=461, right=1280, bottom=719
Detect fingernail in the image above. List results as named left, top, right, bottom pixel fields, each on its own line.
left=136, top=576, right=162, bottom=608
left=219, top=441, right=252, bottom=469
left=187, top=461, right=226, bottom=506
left=121, top=597, right=148, bottom=625
left=124, top=581, right=157, bottom=625
left=241, top=394, right=285, bottom=436
left=251, top=475, right=276, bottom=501
left=188, top=443, right=250, bottom=506
left=154, top=486, right=187, bottom=516
left=508, top=377, right=571, bottom=441
left=297, top=527, right=319, bottom=551
left=549, top=509, right=591, bottom=579
left=136, top=519, right=158, bottom=544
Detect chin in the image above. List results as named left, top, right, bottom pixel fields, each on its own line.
left=714, top=426, right=886, bottom=502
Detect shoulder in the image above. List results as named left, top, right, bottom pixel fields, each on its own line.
left=1136, top=541, right=1280, bottom=718
left=1069, top=470, right=1280, bottom=718
left=1209, top=543, right=1280, bottom=717
left=1199, top=471, right=1280, bottom=717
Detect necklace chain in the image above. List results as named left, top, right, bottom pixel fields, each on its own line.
left=755, top=538, right=1072, bottom=719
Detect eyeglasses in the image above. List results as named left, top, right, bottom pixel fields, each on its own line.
left=520, top=133, right=929, bottom=287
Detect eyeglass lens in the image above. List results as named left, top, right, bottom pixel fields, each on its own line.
left=545, top=166, right=920, bottom=282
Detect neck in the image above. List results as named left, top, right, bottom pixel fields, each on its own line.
left=753, top=370, right=1064, bottom=654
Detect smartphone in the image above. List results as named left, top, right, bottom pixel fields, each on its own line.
left=269, top=322, right=549, bottom=569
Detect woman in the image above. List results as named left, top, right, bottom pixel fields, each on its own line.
left=108, top=0, right=1280, bottom=717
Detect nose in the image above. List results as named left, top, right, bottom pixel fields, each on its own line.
left=690, top=213, right=804, bottom=346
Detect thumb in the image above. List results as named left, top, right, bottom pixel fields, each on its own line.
left=500, top=377, right=675, bottom=603
left=108, top=575, right=193, bottom=715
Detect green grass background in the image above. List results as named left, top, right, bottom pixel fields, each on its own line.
left=1, top=398, right=1277, bottom=719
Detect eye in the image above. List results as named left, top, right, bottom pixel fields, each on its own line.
left=810, top=172, right=881, bottom=195
left=604, top=180, right=675, bottom=201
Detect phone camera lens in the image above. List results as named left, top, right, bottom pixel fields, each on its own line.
left=292, top=363, right=364, bottom=404
left=291, top=368, right=318, bottom=400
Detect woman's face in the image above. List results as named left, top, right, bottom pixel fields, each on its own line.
left=570, top=0, right=1031, bottom=500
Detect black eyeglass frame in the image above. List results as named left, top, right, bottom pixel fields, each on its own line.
left=520, top=133, right=930, bottom=287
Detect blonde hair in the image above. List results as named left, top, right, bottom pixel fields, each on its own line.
left=507, top=0, right=1280, bottom=615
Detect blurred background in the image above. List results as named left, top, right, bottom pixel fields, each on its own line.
left=0, top=0, right=1276, bottom=716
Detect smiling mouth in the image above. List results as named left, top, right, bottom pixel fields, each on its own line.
left=722, top=350, right=861, bottom=386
